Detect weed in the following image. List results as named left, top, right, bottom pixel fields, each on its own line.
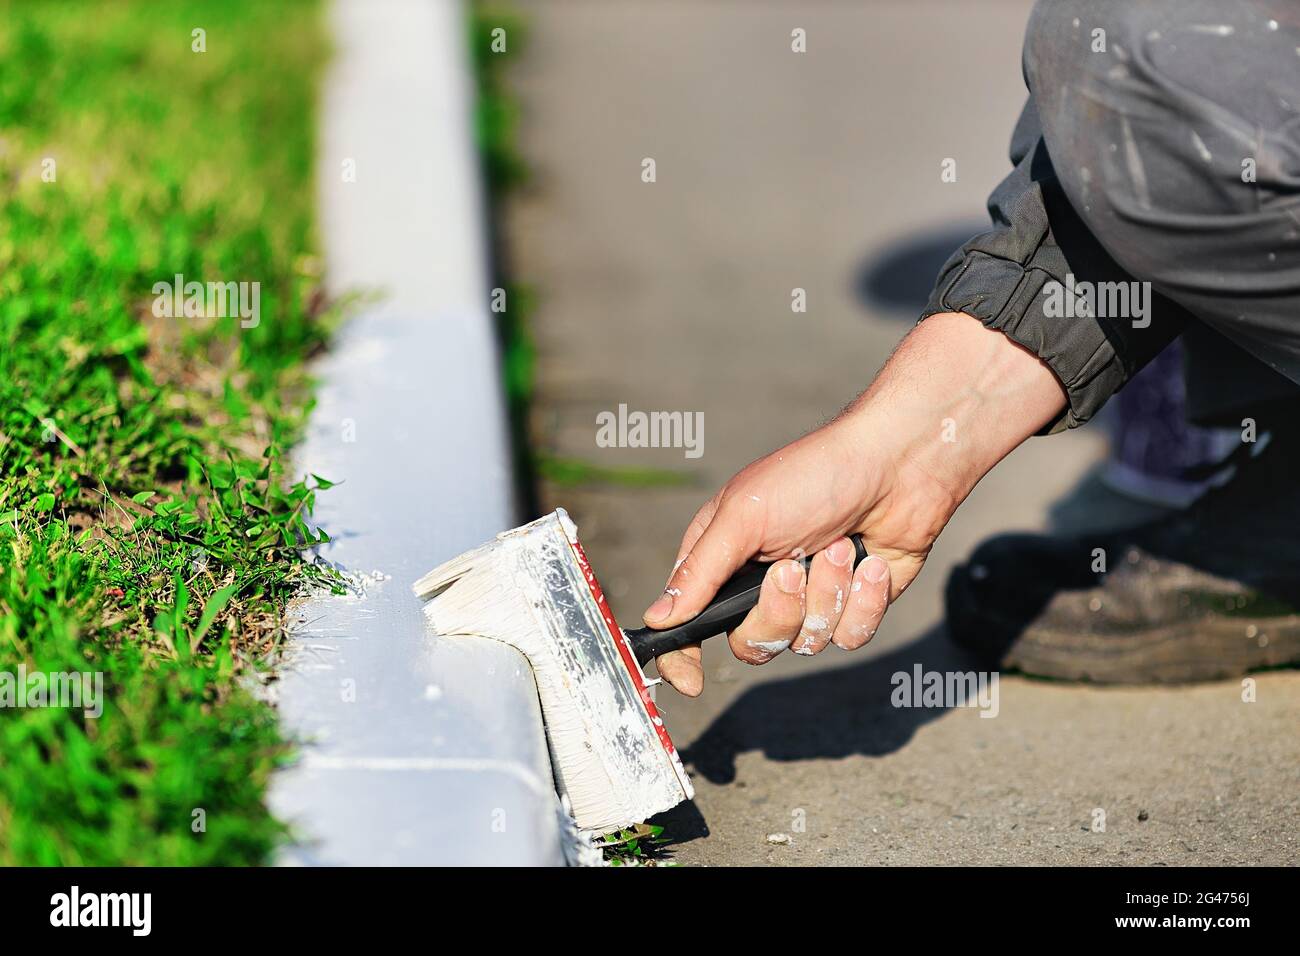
left=596, top=823, right=675, bottom=866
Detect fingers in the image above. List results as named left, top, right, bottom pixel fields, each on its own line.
left=790, top=537, right=855, bottom=656
left=654, top=543, right=890, bottom=694
left=672, top=496, right=719, bottom=567
left=655, top=643, right=704, bottom=697
left=831, top=554, right=891, bottom=651
left=643, top=497, right=754, bottom=629
left=728, top=559, right=806, bottom=664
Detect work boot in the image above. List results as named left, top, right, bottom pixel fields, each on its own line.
left=946, top=425, right=1300, bottom=683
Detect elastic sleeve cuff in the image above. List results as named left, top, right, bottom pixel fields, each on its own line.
left=921, top=248, right=1128, bottom=435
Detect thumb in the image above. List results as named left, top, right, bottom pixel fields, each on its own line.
left=643, top=502, right=754, bottom=628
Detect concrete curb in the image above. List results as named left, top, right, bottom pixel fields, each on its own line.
left=269, top=0, right=566, bottom=866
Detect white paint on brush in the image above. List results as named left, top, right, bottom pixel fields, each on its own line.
left=556, top=509, right=579, bottom=543
left=413, top=510, right=692, bottom=836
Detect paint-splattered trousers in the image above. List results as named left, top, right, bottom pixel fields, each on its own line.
left=923, top=0, right=1300, bottom=432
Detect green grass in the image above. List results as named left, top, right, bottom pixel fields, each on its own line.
left=537, top=454, right=694, bottom=489
left=469, top=4, right=542, bottom=516
left=0, top=0, right=337, bottom=864
left=470, top=4, right=529, bottom=198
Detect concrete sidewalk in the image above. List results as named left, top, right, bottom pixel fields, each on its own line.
left=507, top=0, right=1300, bottom=865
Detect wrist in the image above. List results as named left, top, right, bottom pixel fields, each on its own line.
left=837, top=400, right=967, bottom=521
left=840, top=312, right=1067, bottom=512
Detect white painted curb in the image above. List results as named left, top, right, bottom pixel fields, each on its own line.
left=269, top=0, right=565, bottom=866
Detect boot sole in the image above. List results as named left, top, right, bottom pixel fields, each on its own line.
left=947, top=566, right=1300, bottom=684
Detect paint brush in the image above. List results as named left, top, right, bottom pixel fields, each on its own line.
left=413, top=508, right=868, bottom=835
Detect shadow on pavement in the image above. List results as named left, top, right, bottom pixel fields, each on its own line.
left=678, top=625, right=981, bottom=787
left=854, top=220, right=986, bottom=318
left=649, top=799, right=711, bottom=850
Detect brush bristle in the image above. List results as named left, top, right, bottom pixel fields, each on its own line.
left=414, top=510, right=692, bottom=835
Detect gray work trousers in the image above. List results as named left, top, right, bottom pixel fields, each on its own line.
left=924, top=0, right=1300, bottom=431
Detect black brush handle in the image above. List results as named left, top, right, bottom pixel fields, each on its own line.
left=626, top=534, right=868, bottom=667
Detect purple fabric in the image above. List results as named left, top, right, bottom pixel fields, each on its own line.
left=1110, top=341, right=1236, bottom=482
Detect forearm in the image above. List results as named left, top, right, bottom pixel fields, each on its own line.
left=841, top=311, right=1068, bottom=512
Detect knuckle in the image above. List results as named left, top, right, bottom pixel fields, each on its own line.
left=850, top=574, right=884, bottom=612
left=714, top=484, right=742, bottom=513
left=672, top=674, right=703, bottom=697
left=792, top=613, right=833, bottom=656
left=810, top=553, right=851, bottom=597
left=731, top=610, right=793, bottom=664
left=732, top=634, right=787, bottom=665
left=814, top=576, right=849, bottom=620
left=833, top=617, right=880, bottom=651
left=768, top=598, right=805, bottom=632
left=733, top=613, right=780, bottom=665
left=687, top=505, right=713, bottom=536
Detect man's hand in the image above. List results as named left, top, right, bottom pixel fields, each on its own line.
left=642, top=312, right=1069, bottom=696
